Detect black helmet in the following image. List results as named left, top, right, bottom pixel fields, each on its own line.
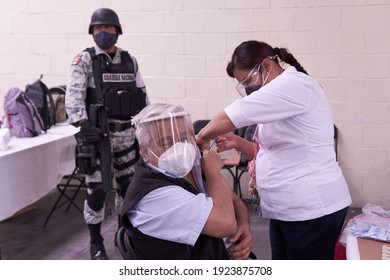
left=88, top=8, right=122, bottom=34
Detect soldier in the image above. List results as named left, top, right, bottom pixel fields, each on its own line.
left=65, top=8, right=149, bottom=260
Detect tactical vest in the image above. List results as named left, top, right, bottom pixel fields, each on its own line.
left=85, top=47, right=146, bottom=120
left=121, top=159, right=230, bottom=260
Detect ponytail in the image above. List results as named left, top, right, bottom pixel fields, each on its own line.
left=277, top=48, right=308, bottom=75
left=227, top=40, right=309, bottom=76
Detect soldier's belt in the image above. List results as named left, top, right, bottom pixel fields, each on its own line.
left=109, top=121, right=133, bottom=132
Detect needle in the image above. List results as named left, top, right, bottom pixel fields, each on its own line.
left=209, top=138, right=216, bottom=149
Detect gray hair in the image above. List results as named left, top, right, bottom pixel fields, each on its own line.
left=132, top=103, right=190, bottom=146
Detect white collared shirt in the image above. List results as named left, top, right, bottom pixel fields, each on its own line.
left=225, top=66, right=351, bottom=221
left=127, top=163, right=213, bottom=246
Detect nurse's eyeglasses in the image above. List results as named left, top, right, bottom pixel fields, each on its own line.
left=235, top=62, right=261, bottom=96
left=235, top=56, right=277, bottom=96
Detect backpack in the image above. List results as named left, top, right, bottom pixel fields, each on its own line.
left=49, top=85, right=67, bottom=123
left=25, top=76, right=55, bottom=131
left=3, top=87, right=44, bottom=137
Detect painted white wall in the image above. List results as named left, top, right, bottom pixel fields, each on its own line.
left=0, top=0, right=389, bottom=208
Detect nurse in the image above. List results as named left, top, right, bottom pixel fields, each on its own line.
left=196, top=40, right=352, bottom=260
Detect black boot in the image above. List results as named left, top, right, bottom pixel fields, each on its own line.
left=88, top=223, right=108, bottom=260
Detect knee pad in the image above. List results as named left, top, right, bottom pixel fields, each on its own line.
left=116, top=176, right=133, bottom=198
left=86, top=183, right=107, bottom=212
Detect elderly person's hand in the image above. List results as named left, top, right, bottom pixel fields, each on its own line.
left=195, top=133, right=209, bottom=150
left=200, top=149, right=224, bottom=177
left=228, top=223, right=254, bottom=260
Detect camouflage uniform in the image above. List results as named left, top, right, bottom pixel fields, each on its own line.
left=65, top=45, right=149, bottom=225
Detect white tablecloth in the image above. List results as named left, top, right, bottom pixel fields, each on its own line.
left=0, top=123, right=79, bottom=222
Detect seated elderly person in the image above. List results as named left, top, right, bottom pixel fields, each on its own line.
left=120, top=103, right=253, bottom=259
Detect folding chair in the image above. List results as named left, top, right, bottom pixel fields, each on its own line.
left=224, top=126, right=257, bottom=199
left=221, top=152, right=243, bottom=197
left=43, top=167, right=86, bottom=227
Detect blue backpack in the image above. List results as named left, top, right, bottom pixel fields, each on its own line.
left=3, top=87, right=44, bottom=137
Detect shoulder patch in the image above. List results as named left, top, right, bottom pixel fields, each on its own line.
left=72, top=55, right=82, bottom=65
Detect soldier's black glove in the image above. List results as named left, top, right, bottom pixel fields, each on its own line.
left=80, top=120, right=105, bottom=144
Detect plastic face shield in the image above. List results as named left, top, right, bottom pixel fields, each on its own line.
left=140, top=111, right=200, bottom=166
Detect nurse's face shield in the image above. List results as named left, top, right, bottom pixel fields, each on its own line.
left=140, top=112, right=200, bottom=165
left=235, top=62, right=261, bottom=97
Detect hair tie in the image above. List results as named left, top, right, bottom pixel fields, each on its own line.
left=273, top=47, right=280, bottom=56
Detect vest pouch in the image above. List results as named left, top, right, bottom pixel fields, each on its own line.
left=105, top=88, right=146, bottom=120
left=122, top=88, right=146, bottom=119
left=74, top=132, right=98, bottom=175
left=105, top=89, right=122, bottom=119
left=118, top=89, right=132, bottom=119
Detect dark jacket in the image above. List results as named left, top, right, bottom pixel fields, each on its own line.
left=121, top=158, right=230, bottom=260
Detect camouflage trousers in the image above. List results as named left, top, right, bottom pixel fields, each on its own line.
left=83, top=123, right=138, bottom=224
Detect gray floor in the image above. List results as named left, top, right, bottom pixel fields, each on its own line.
left=0, top=185, right=360, bottom=260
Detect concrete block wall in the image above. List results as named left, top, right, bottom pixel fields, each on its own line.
left=0, top=0, right=389, bottom=208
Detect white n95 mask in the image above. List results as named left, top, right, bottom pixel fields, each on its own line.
left=157, top=142, right=196, bottom=178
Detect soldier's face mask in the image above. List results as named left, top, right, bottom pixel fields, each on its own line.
left=93, top=31, right=118, bottom=50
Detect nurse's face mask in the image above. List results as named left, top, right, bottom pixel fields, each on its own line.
left=235, top=62, right=262, bottom=97
left=144, top=112, right=199, bottom=178
left=235, top=56, right=276, bottom=97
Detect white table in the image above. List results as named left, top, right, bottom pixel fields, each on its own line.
left=0, top=123, right=79, bottom=222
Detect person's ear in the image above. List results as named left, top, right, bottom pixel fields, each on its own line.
left=262, top=60, right=272, bottom=74
left=140, top=145, right=149, bottom=162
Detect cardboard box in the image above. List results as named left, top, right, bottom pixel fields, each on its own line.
left=357, top=238, right=390, bottom=260
left=347, top=235, right=390, bottom=260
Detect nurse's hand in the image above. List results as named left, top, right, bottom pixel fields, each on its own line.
left=215, top=132, right=238, bottom=153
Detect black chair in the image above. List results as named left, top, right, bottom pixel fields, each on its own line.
left=115, top=226, right=138, bottom=260
left=193, top=120, right=249, bottom=198
left=115, top=225, right=258, bottom=260
left=234, top=162, right=248, bottom=199
left=43, top=167, right=86, bottom=227
left=193, top=119, right=210, bottom=134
